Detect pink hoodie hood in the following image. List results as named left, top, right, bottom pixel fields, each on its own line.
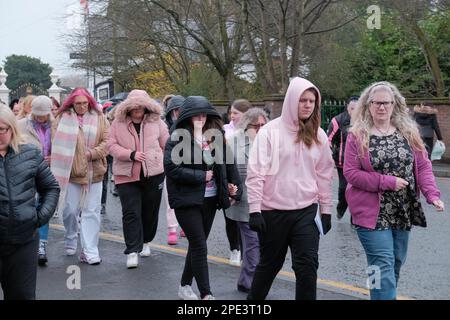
left=281, top=77, right=322, bottom=133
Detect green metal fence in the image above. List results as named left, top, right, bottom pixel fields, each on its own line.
left=321, top=100, right=346, bottom=131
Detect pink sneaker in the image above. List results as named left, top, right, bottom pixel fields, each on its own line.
left=79, top=252, right=101, bottom=265
left=179, top=229, right=186, bottom=238
left=167, top=231, right=178, bottom=245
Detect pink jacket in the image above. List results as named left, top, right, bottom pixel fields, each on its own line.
left=107, top=90, right=169, bottom=185
left=246, top=77, right=334, bottom=214
left=344, top=132, right=441, bottom=229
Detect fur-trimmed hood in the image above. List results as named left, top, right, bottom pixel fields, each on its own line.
left=114, top=89, right=163, bottom=122
left=414, top=104, right=438, bottom=115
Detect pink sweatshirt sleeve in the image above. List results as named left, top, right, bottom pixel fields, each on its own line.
left=106, top=121, right=133, bottom=161
left=415, top=150, right=441, bottom=203
left=159, top=120, right=170, bottom=151
left=246, top=129, right=271, bottom=213
left=343, top=133, right=397, bottom=192
left=316, top=133, right=334, bottom=214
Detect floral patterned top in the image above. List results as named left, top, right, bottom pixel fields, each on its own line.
left=368, top=130, right=426, bottom=230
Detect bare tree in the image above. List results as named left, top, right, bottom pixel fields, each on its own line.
left=239, top=0, right=362, bottom=93
left=388, top=0, right=446, bottom=96
left=146, top=0, right=245, bottom=100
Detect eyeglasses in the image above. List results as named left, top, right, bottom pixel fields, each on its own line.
left=0, top=126, right=10, bottom=135
left=370, top=101, right=394, bottom=109
left=247, top=123, right=265, bottom=130
left=74, top=101, right=89, bottom=107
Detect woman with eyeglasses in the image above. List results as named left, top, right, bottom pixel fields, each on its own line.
left=344, top=81, right=444, bottom=300
left=51, top=88, right=109, bottom=265
left=0, top=104, right=60, bottom=299
left=225, top=107, right=269, bottom=293
left=164, top=96, right=242, bottom=300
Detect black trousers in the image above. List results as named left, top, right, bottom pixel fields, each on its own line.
left=423, top=137, right=434, bottom=160
left=248, top=204, right=320, bottom=300
left=175, top=197, right=217, bottom=298
left=224, top=213, right=241, bottom=251
left=0, top=233, right=39, bottom=300
left=101, top=155, right=113, bottom=204
left=337, top=167, right=348, bottom=215
left=117, top=173, right=164, bottom=254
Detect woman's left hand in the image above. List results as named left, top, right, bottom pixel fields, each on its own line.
left=228, top=183, right=238, bottom=196
left=433, top=199, right=445, bottom=212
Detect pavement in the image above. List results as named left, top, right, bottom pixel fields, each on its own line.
left=25, top=228, right=361, bottom=300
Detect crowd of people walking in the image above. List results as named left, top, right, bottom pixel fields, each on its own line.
left=0, top=76, right=445, bottom=301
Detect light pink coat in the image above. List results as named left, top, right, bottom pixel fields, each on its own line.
left=107, top=90, right=169, bottom=185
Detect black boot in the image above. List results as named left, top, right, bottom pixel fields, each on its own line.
left=38, top=240, right=48, bottom=266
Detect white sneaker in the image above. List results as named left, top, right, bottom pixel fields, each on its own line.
left=202, top=294, right=216, bottom=300
left=65, top=246, right=77, bottom=256
left=139, top=242, right=151, bottom=257
left=178, top=285, right=199, bottom=300
left=229, top=249, right=241, bottom=266
left=126, top=252, right=138, bottom=268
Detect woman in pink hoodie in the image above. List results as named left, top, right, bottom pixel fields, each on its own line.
left=344, top=81, right=444, bottom=300
left=107, top=90, right=169, bottom=269
left=246, top=77, right=334, bottom=300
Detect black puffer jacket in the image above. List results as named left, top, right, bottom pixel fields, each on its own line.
left=327, top=111, right=351, bottom=168
left=0, top=144, right=60, bottom=244
left=164, top=96, right=242, bottom=210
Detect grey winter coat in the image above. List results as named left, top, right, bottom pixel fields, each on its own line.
left=224, top=130, right=251, bottom=222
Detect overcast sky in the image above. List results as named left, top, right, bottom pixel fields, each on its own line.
left=0, top=0, right=84, bottom=76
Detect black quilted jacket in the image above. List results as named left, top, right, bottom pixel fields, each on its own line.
left=0, top=144, right=60, bottom=244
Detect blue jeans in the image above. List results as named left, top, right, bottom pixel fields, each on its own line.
left=38, top=223, right=49, bottom=242
left=356, top=228, right=410, bottom=300
left=36, top=195, right=49, bottom=242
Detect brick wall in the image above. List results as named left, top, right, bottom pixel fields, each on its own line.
left=213, top=96, right=450, bottom=162
left=407, top=98, right=450, bottom=162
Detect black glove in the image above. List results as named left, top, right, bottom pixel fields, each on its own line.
left=249, top=212, right=266, bottom=233
left=321, top=214, right=332, bottom=235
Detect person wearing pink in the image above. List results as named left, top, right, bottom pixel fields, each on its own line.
left=344, top=81, right=444, bottom=300
left=52, top=88, right=109, bottom=265
left=162, top=94, right=185, bottom=245
left=246, top=77, right=334, bottom=300
left=107, top=90, right=169, bottom=268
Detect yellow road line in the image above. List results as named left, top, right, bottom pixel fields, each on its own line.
left=50, top=223, right=414, bottom=300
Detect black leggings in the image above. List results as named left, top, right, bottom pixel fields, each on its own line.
left=175, top=197, right=217, bottom=298
left=0, top=234, right=39, bottom=300
left=224, top=213, right=241, bottom=251
left=248, top=204, right=320, bottom=300
left=423, top=137, right=434, bottom=160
